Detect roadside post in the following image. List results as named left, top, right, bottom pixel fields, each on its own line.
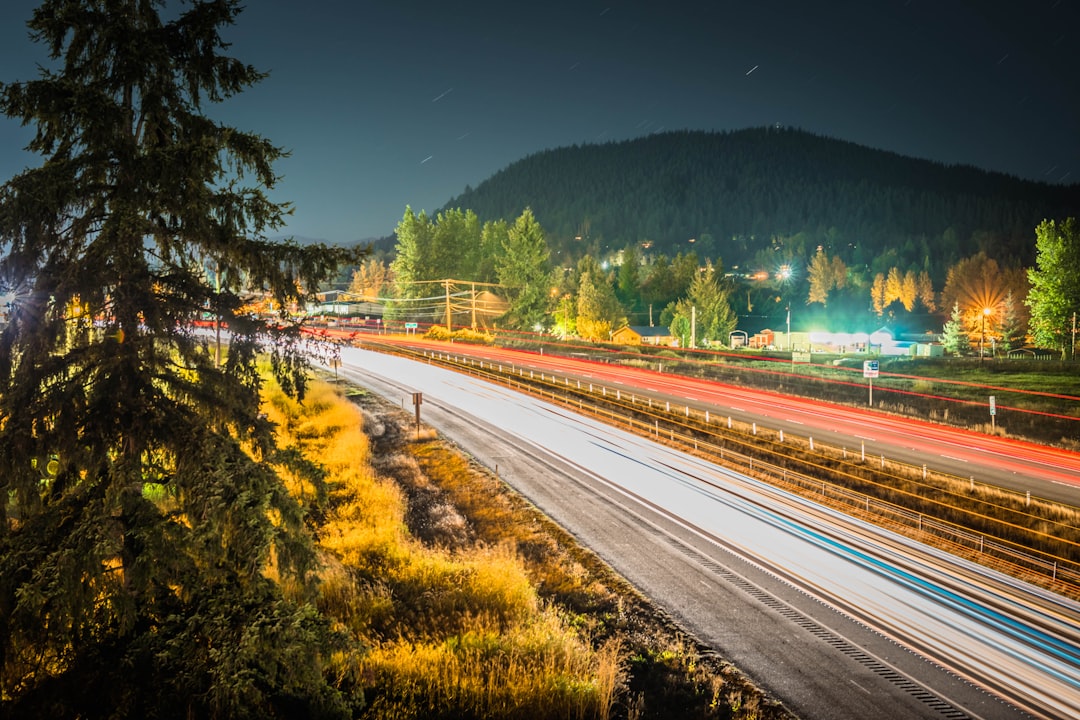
left=863, top=360, right=879, bottom=406
left=412, top=392, right=422, bottom=438
left=989, top=395, right=996, bottom=431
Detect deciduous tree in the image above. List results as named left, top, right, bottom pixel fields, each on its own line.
left=1026, top=218, right=1080, bottom=358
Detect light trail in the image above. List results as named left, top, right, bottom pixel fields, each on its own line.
left=341, top=346, right=1080, bottom=719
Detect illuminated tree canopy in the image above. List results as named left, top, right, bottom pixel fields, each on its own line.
left=1027, top=218, right=1080, bottom=358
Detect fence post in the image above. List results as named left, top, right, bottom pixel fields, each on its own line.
left=809, top=436, right=814, bottom=451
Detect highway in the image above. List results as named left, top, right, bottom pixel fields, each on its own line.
left=361, top=338, right=1080, bottom=505
left=337, top=345, right=1080, bottom=720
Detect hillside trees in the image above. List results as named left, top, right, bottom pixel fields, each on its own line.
left=1027, top=218, right=1080, bottom=358
left=0, top=1, right=357, bottom=716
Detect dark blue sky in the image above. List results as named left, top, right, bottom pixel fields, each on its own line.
left=1, top=1, right=1077, bottom=244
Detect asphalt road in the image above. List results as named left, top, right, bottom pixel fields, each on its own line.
left=364, top=338, right=1080, bottom=506
left=336, top=346, right=1080, bottom=720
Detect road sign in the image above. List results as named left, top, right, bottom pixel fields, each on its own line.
left=404, top=322, right=418, bottom=329
left=863, top=360, right=879, bottom=378
left=989, top=395, right=996, bottom=416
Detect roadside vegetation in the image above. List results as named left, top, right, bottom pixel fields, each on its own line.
left=263, top=374, right=790, bottom=719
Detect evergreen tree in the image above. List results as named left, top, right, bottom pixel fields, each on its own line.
left=941, top=302, right=969, bottom=356
left=0, top=2, right=357, bottom=716
left=496, top=208, right=551, bottom=330
left=1026, top=218, right=1080, bottom=358
left=616, top=243, right=641, bottom=312
left=477, top=218, right=508, bottom=284
left=640, top=254, right=676, bottom=313
left=997, top=290, right=1025, bottom=352
left=431, top=207, right=481, bottom=280
left=807, top=246, right=831, bottom=305
left=390, top=206, right=436, bottom=300
left=666, top=261, right=737, bottom=347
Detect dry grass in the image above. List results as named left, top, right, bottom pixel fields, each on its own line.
left=258, top=376, right=735, bottom=719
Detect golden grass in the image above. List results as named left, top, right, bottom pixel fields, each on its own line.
left=259, top=376, right=631, bottom=719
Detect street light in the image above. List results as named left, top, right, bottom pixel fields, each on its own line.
left=980, top=306, right=992, bottom=362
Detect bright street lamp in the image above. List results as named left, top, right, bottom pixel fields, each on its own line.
left=980, top=306, right=992, bottom=362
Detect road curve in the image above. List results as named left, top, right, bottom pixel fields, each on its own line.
left=336, top=346, right=1080, bottom=720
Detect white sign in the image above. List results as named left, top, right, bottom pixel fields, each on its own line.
left=989, top=395, right=996, bottom=416
left=863, top=360, right=879, bottom=378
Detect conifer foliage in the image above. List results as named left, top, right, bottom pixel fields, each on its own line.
left=0, top=2, right=356, bottom=716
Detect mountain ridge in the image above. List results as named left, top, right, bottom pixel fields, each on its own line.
left=443, top=127, right=1080, bottom=280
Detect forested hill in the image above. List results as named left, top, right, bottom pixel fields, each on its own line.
left=444, top=127, right=1079, bottom=280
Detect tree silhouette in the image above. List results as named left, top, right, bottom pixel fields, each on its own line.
left=0, top=3, right=356, bottom=715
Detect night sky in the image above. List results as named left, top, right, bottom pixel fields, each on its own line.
left=1, top=1, right=1077, bottom=245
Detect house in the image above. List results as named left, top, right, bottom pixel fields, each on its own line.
left=748, top=328, right=776, bottom=349
left=611, top=325, right=676, bottom=346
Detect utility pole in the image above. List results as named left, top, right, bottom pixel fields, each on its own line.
left=471, top=282, right=477, bottom=331
left=444, top=280, right=452, bottom=332
left=690, top=305, right=696, bottom=349
left=786, top=304, right=791, bottom=351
